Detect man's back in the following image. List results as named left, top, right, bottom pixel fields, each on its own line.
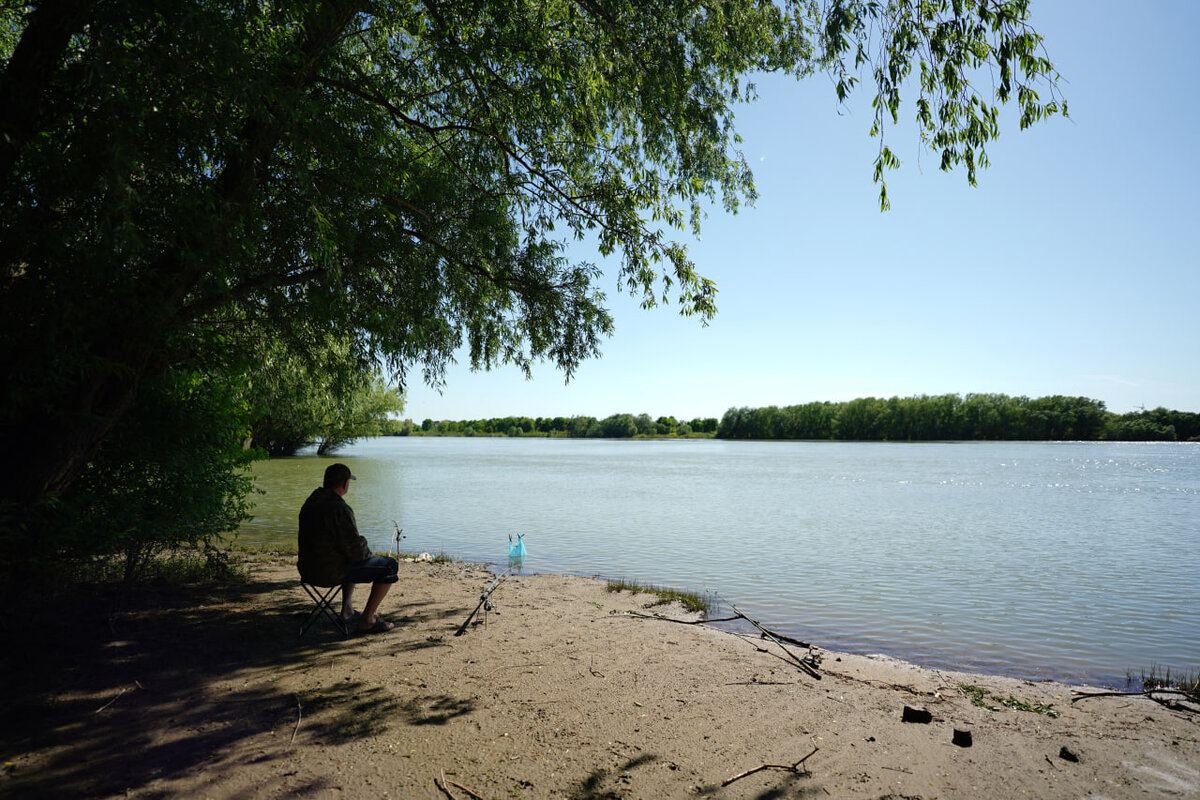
left=297, top=486, right=369, bottom=586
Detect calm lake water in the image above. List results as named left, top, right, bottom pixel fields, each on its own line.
left=240, top=437, right=1200, bottom=686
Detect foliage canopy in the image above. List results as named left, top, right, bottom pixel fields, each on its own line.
left=244, top=332, right=406, bottom=456
left=0, top=0, right=1064, bottom=524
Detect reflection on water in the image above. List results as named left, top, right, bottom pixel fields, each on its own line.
left=241, top=437, right=1200, bottom=686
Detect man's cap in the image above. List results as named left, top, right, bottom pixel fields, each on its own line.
left=323, top=462, right=357, bottom=487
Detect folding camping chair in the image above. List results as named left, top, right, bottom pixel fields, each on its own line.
left=299, top=580, right=351, bottom=638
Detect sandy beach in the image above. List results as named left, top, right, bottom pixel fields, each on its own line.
left=1, top=553, right=1196, bottom=799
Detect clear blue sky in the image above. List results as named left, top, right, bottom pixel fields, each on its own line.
left=404, top=0, right=1200, bottom=423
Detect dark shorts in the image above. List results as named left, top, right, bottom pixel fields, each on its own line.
left=343, top=555, right=399, bottom=585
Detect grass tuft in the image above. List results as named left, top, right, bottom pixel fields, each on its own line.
left=605, top=578, right=713, bottom=615
left=1129, top=665, right=1200, bottom=699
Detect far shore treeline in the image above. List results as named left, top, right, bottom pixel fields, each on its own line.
left=386, top=394, right=1200, bottom=442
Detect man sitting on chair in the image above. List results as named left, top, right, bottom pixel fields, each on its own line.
left=298, top=463, right=398, bottom=635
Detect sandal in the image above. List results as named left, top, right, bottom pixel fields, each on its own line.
left=355, top=616, right=394, bottom=635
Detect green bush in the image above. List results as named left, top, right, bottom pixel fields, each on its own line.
left=62, top=370, right=259, bottom=583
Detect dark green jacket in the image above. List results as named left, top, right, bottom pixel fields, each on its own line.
left=297, top=487, right=371, bottom=586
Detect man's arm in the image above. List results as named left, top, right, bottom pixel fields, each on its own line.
left=334, top=503, right=372, bottom=564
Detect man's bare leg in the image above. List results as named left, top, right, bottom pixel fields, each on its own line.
left=356, top=582, right=394, bottom=632
left=340, top=582, right=355, bottom=621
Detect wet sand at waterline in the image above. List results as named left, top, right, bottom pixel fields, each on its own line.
left=2, top=553, right=1196, bottom=799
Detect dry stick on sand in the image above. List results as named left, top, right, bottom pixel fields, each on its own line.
left=435, top=772, right=457, bottom=800
left=93, top=680, right=145, bottom=714
left=1072, top=688, right=1200, bottom=714
left=623, top=607, right=821, bottom=678
left=622, top=612, right=743, bottom=626
left=447, top=779, right=487, bottom=800
left=723, top=746, right=820, bottom=786
left=290, top=695, right=302, bottom=746
left=93, top=688, right=128, bottom=714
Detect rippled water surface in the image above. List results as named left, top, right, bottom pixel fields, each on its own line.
left=241, top=438, right=1200, bottom=685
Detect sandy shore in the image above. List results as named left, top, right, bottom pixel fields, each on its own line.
left=1, top=553, right=1196, bottom=799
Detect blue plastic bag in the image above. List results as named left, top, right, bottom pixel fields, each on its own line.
left=508, top=533, right=527, bottom=559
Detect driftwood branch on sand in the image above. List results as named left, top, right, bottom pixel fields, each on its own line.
left=1071, top=688, right=1200, bottom=715
left=623, top=612, right=742, bottom=626
left=722, top=746, right=820, bottom=786
left=622, top=606, right=822, bottom=679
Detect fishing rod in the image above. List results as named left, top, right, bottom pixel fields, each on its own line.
left=454, top=566, right=512, bottom=636
left=392, top=521, right=405, bottom=557
left=454, top=533, right=527, bottom=636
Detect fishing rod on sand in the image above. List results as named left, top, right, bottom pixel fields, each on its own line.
left=454, top=567, right=511, bottom=636
left=454, top=533, right=527, bottom=636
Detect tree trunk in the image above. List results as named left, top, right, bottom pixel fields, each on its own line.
left=0, top=0, right=94, bottom=181
left=0, top=341, right=153, bottom=509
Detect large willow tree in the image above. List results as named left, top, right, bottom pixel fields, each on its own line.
left=0, top=0, right=1063, bottom=514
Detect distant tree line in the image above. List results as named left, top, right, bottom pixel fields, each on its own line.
left=716, top=395, right=1200, bottom=442
left=386, top=414, right=720, bottom=439
left=380, top=397, right=1200, bottom=442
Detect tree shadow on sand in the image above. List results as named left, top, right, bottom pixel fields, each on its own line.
left=567, top=753, right=658, bottom=800
left=0, top=571, right=472, bottom=798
